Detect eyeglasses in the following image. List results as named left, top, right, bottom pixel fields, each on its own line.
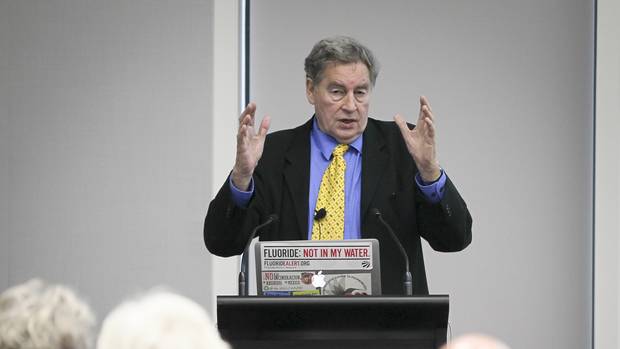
left=326, top=86, right=371, bottom=103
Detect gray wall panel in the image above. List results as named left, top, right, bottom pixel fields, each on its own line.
left=2, top=0, right=214, bottom=319
left=250, top=1, right=593, bottom=348
left=0, top=7, right=7, bottom=292
left=0, top=0, right=10, bottom=293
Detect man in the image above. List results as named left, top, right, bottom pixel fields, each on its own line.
left=204, top=36, right=472, bottom=295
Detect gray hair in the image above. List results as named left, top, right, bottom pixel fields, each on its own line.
left=97, top=289, right=230, bottom=349
left=441, top=333, right=512, bottom=349
left=0, top=279, right=96, bottom=349
left=304, top=36, right=380, bottom=86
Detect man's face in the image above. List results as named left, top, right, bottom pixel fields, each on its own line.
left=306, top=62, right=371, bottom=144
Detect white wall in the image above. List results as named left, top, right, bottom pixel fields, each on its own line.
left=0, top=0, right=215, bottom=319
left=209, top=0, right=241, bottom=310
left=249, top=1, right=593, bottom=348
left=594, top=0, right=620, bottom=347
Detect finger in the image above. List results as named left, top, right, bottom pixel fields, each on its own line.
left=238, top=114, right=254, bottom=133
left=415, top=107, right=428, bottom=135
left=424, top=117, right=436, bottom=139
left=258, top=115, right=271, bottom=138
left=420, top=95, right=431, bottom=112
left=394, top=114, right=413, bottom=140
left=419, top=95, right=434, bottom=120
left=416, top=101, right=426, bottom=127
left=238, top=102, right=257, bottom=124
left=237, top=124, right=248, bottom=149
left=237, top=123, right=252, bottom=139
left=421, top=104, right=434, bottom=122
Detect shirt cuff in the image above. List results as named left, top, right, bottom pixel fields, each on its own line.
left=415, top=169, right=446, bottom=204
left=228, top=175, right=254, bottom=208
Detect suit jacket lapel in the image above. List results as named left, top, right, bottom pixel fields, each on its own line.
left=361, top=119, right=389, bottom=220
left=283, top=119, right=312, bottom=239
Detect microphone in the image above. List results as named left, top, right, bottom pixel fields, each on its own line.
left=239, top=214, right=279, bottom=296
left=371, top=208, right=413, bottom=296
left=313, top=208, right=326, bottom=240
left=314, top=208, right=326, bottom=220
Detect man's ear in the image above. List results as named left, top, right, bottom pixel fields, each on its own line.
left=306, top=78, right=315, bottom=105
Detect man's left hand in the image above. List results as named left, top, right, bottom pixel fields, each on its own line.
left=394, top=95, right=441, bottom=182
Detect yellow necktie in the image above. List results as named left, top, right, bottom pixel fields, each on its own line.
left=312, top=144, right=349, bottom=240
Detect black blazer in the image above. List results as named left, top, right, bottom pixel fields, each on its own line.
left=204, top=117, right=472, bottom=295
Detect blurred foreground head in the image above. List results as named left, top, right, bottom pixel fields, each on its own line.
left=97, top=290, right=230, bottom=349
left=442, top=333, right=511, bottom=349
left=0, top=279, right=96, bottom=349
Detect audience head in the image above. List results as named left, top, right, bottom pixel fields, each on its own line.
left=0, top=278, right=96, bottom=349
left=442, top=333, right=511, bottom=349
left=97, top=290, right=230, bottom=349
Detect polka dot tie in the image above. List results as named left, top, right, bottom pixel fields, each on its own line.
left=312, top=144, right=349, bottom=240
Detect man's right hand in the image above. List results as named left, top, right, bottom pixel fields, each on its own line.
left=231, top=102, right=271, bottom=190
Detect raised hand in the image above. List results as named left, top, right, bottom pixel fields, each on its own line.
left=394, top=96, right=441, bottom=182
left=231, top=102, right=270, bottom=190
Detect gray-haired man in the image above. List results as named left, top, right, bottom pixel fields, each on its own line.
left=204, top=36, right=472, bottom=295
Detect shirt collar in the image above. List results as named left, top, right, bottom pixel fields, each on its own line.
left=311, top=116, right=363, bottom=161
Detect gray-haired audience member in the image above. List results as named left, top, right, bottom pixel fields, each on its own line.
left=442, top=333, right=512, bottom=349
left=97, top=290, right=230, bottom=349
left=0, top=279, right=96, bottom=349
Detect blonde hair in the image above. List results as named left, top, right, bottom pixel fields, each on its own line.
left=97, top=290, right=230, bottom=349
left=0, top=279, right=96, bottom=349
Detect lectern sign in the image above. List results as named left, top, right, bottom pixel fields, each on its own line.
left=261, top=242, right=373, bottom=270
left=255, top=239, right=381, bottom=296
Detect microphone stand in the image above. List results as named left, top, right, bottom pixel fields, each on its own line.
left=238, top=214, right=278, bottom=296
left=372, top=208, right=413, bottom=296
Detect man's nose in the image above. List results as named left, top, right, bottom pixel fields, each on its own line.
left=341, top=92, right=357, bottom=112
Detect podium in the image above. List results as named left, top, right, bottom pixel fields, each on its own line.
left=217, top=295, right=449, bottom=349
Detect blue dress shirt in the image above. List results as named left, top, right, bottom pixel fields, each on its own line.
left=228, top=117, right=447, bottom=240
